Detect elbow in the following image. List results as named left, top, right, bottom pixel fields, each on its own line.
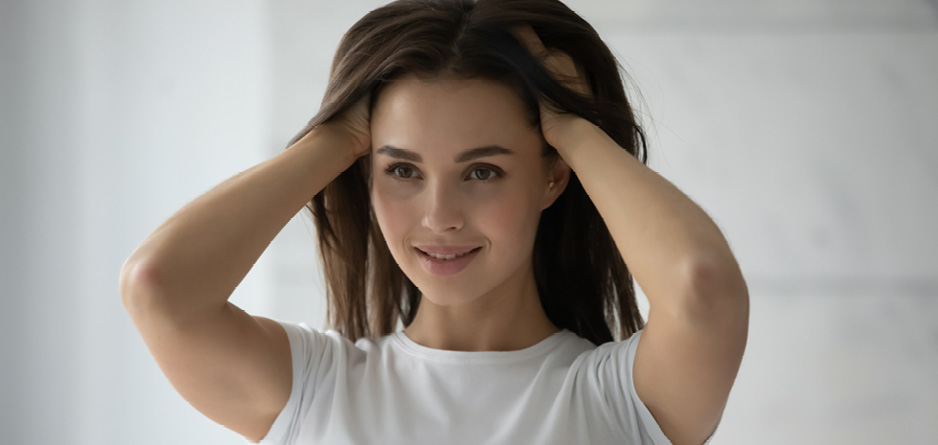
left=682, top=253, right=750, bottom=322
left=119, top=257, right=163, bottom=304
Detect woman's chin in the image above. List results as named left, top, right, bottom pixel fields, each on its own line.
left=413, top=284, right=483, bottom=307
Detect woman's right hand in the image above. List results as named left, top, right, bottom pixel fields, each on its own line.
left=328, top=91, right=373, bottom=162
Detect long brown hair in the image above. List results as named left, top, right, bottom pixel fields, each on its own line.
left=285, top=0, right=650, bottom=346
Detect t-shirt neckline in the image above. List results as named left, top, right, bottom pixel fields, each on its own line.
left=392, top=329, right=572, bottom=363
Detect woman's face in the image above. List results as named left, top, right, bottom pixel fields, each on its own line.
left=369, top=74, right=567, bottom=306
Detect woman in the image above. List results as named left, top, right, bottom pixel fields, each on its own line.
left=120, top=1, right=749, bottom=444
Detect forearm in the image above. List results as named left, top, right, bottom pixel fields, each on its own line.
left=557, top=120, right=738, bottom=312
left=120, top=125, right=357, bottom=319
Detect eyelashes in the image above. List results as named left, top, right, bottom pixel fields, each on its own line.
left=384, top=163, right=419, bottom=180
left=383, top=163, right=504, bottom=182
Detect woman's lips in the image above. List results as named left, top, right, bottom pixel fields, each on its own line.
left=413, top=245, right=481, bottom=256
left=414, top=246, right=482, bottom=275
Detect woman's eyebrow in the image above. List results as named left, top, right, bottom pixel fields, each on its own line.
left=375, top=145, right=514, bottom=163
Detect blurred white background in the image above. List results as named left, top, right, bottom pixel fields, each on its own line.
left=1, top=0, right=936, bottom=443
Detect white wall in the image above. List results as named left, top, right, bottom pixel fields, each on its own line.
left=1, top=0, right=935, bottom=443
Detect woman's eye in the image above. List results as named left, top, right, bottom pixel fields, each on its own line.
left=469, top=167, right=499, bottom=181
left=385, top=164, right=419, bottom=179
left=383, top=164, right=502, bottom=182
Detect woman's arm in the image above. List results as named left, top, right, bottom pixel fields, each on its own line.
left=118, top=122, right=366, bottom=441
left=511, top=25, right=749, bottom=445
left=120, top=123, right=358, bottom=320
left=555, top=120, right=744, bottom=310
left=556, top=119, right=749, bottom=445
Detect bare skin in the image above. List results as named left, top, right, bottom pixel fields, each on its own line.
left=119, top=24, right=747, bottom=445
left=369, top=74, right=570, bottom=353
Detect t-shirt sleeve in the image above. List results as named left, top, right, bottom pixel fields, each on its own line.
left=583, top=329, right=720, bottom=445
left=241, top=319, right=335, bottom=445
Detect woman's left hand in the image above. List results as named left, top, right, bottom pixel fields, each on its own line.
left=510, top=25, right=593, bottom=150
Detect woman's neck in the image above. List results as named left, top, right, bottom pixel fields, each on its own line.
left=402, top=267, right=559, bottom=352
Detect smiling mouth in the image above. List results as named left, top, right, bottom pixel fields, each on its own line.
left=415, top=246, right=482, bottom=260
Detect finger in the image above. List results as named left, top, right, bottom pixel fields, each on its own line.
left=509, top=25, right=572, bottom=80
left=546, top=50, right=592, bottom=98
left=509, top=25, right=549, bottom=60
left=546, top=50, right=578, bottom=79
left=510, top=25, right=592, bottom=99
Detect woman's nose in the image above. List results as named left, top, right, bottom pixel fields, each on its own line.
left=421, top=181, right=464, bottom=233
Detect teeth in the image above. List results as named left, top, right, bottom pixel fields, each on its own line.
left=425, top=249, right=475, bottom=260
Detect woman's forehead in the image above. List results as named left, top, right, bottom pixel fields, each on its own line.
left=371, top=75, right=541, bottom=159
left=374, top=75, right=526, bottom=121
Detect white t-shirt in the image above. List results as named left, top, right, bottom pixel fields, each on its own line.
left=243, top=319, right=719, bottom=445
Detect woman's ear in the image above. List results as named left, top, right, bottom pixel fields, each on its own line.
left=540, top=157, right=571, bottom=211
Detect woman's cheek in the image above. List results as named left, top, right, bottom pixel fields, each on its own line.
left=371, top=188, right=411, bottom=247
left=485, top=191, right=533, bottom=236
